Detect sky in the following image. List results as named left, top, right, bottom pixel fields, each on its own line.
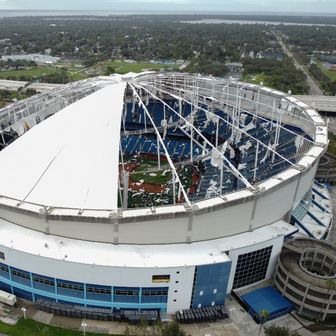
left=0, top=0, right=335, bottom=14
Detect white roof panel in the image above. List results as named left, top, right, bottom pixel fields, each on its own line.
left=0, top=82, right=126, bottom=210
left=0, top=218, right=295, bottom=268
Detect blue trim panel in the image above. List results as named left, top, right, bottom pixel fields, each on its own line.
left=0, top=262, right=168, bottom=311
left=191, top=261, right=231, bottom=308
left=312, top=199, right=330, bottom=214
left=291, top=216, right=315, bottom=238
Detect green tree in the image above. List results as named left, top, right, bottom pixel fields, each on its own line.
left=258, top=309, right=269, bottom=336
left=161, top=321, right=186, bottom=336
left=24, top=88, right=37, bottom=96
left=264, top=325, right=300, bottom=336
left=0, top=89, right=11, bottom=99
left=105, top=65, right=115, bottom=76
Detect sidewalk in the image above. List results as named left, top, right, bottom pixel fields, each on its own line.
left=2, top=300, right=242, bottom=336
left=3, top=297, right=335, bottom=336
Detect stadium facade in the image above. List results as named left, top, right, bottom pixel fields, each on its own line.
left=0, top=73, right=329, bottom=314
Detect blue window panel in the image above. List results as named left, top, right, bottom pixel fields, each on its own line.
left=86, top=284, right=112, bottom=302
left=141, top=296, right=168, bottom=304
left=10, top=267, right=31, bottom=287
left=32, top=273, right=55, bottom=293
left=114, top=295, right=139, bottom=303
left=86, top=292, right=112, bottom=302
left=141, top=287, right=168, bottom=304
left=33, top=282, right=55, bottom=293
left=13, top=286, right=33, bottom=301
left=191, top=261, right=231, bottom=308
left=0, top=281, right=11, bottom=293
left=0, top=262, right=9, bottom=279
left=56, top=279, right=84, bottom=299
left=114, top=287, right=139, bottom=303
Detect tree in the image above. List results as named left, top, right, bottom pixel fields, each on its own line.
left=326, top=278, right=336, bottom=291
left=161, top=321, right=186, bottom=336
left=105, top=65, right=115, bottom=76
left=258, top=309, right=269, bottom=336
left=24, top=88, right=37, bottom=96
left=0, top=89, right=11, bottom=100
left=264, top=325, right=300, bottom=336
left=124, top=326, right=132, bottom=336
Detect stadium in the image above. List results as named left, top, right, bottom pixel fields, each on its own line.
left=0, top=72, right=330, bottom=315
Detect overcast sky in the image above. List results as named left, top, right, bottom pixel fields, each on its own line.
left=0, top=0, right=335, bottom=13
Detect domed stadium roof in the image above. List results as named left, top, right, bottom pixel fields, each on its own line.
left=0, top=73, right=327, bottom=213
left=0, top=82, right=126, bottom=210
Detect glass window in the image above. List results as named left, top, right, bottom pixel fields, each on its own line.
left=0, top=263, right=8, bottom=273
left=152, top=275, right=170, bottom=283
left=232, top=246, right=272, bottom=289
left=114, top=288, right=139, bottom=296
left=33, top=275, right=54, bottom=286
left=11, top=269, right=30, bottom=280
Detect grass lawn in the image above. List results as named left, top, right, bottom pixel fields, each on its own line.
left=68, top=71, right=89, bottom=81
left=106, top=60, right=179, bottom=74
left=317, top=61, right=336, bottom=81
left=243, top=73, right=268, bottom=84
left=130, top=160, right=172, bottom=185
left=0, top=67, right=59, bottom=80
left=0, top=59, right=179, bottom=83
left=131, top=168, right=172, bottom=185
left=0, top=318, right=114, bottom=336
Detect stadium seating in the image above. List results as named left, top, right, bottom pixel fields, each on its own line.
left=121, top=101, right=309, bottom=202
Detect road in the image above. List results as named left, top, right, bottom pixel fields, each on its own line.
left=276, top=36, right=324, bottom=96
left=295, top=95, right=336, bottom=113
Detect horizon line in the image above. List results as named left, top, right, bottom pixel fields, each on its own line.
left=0, top=9, right=335, bottom=16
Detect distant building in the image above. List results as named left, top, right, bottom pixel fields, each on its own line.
left=150, top=59, right=176, bottom=65
left=256, top=49, right=284, bottom=61
left=319, top=54, right=336, bottom=64
left=1, top=54, right=60, bottom=64
left=225, top=62, right=244, bottom=72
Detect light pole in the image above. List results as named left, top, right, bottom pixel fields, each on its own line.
left=21, top=306, right=27, bottom=319
left=81, top=322, right=87, bottom=335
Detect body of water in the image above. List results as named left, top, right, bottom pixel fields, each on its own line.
left=0, top=10, right=335, bottom=19
left=181, top=19, right=336, bottom=27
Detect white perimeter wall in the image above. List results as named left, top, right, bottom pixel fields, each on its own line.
left=0, top=161, right=317, bottom=245
left=0, top=245, right=195, bottom=313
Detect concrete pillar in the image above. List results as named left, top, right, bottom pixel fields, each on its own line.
left=299, top=284, right=310, bottom=314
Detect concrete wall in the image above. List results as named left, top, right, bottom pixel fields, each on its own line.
left=0, top=162, right=317, bottom=245
left=0, top=244, right=196, bottom=313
